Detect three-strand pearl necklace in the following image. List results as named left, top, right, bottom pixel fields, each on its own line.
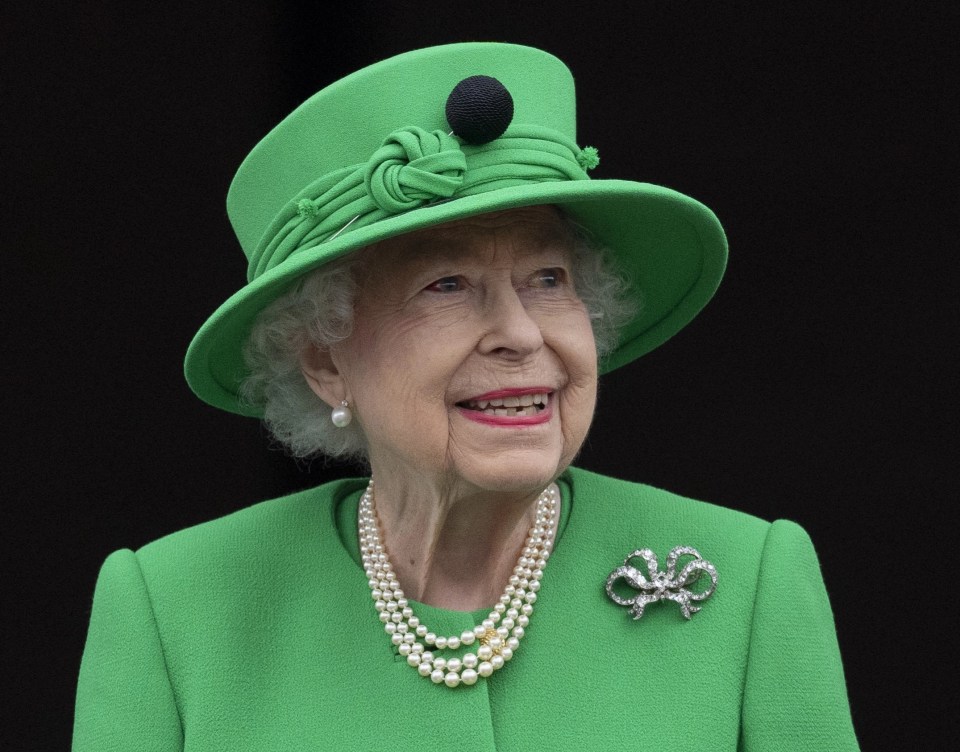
left=359, top=479, right=558, bottom=687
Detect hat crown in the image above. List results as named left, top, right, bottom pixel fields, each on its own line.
left=227, top=43, right=577, bottom=260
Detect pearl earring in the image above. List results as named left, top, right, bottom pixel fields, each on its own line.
left=331, top=400, right=352, bottom=428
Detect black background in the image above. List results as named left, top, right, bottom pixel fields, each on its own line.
left=3, top=2, right=956, bottom=749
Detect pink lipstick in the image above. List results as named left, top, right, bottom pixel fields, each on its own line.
left=456, top=388, right=554, bottom=426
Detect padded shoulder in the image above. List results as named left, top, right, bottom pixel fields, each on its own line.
left=134, top=477, right=367, bottom=573
left=563, top=465, right=773, bottom=552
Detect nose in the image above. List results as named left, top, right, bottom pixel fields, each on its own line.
left=477, top=284, right=544, bottom=359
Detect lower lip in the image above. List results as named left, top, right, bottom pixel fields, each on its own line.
left=456, top=401, right=554, bottom=427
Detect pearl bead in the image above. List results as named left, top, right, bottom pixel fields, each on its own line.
left=462, top=653, right=478, bottom=669
left=331, top=403, right=352, bottom=427
left=477, top=661, right=494, bottom=677
left=446, top=658, right=462, bottom=673
left=430, top=669, right=445, bottom=684
left=425, top=633, right=437, bottom=645
left=398, top=643, right=411, bottom=656
left=506, top=637, right=520, bottom=650
left=477, top=645, right=493, bottom=661
left=444, top=672, right=460, bottom=688
left=461, top=668, right=478, bottom=685
left=418, top=662, right=433, bottom=676
left=416, top=625, right=428, bottom=637
left=474, top=625, right=487, bottom=637
left=384, top=623, right=396, bottom=634
left=406, top=653, right=420, bottom=666
left=460, top=631, right=475, bottom=645
left=434, top=636, right=447, bottom=649
left=491, top=655, right=505, bottom=670
left=433, top=658, right=446, bottom=670
left=500, top=647, right=513, bottom=661
left=517, top=615, right=529, bottom=628
left=446, top=637, right=460, bottom=650
left=390, top=633, right=403, bottom=645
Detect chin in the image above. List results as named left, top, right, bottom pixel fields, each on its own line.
left=455, top=453, right=567, bottom=495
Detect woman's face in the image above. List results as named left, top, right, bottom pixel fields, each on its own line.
left=323, top=206, right=598, bottom=494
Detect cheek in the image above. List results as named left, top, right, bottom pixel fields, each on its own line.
left=549, top=307, right=598, bottom=377
left=339, top=316, right=469, bottom=425
left=554, top=313, right=599, bottom=439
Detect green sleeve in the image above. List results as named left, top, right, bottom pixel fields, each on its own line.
left=73, top=549, right=184, bottom=752
left=740, top=520, right=860, bottom=751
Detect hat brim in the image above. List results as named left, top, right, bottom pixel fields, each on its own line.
left=185, top=178, right=726, bottom=417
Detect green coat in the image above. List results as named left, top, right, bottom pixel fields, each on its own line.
left=74, top=467, right=859, bottom=750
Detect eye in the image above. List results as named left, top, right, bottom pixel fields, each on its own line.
left=425, top=276, right=464, bottom=293
left=529, top=268, right=565, bottom=288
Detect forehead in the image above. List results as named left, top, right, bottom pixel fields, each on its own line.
left=362, top=206, right=575, bottom=269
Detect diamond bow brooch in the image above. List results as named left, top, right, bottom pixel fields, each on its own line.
left=605, top=546, right=718, bottom=620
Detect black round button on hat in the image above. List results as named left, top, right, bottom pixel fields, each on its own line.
left=445, top=75, right=514, bottom=145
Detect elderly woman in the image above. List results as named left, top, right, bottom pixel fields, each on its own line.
left=74, top=43, right=859, bottom=750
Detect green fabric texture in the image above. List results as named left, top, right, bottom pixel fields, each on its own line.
left=183, top=43, right=727, bottom=417
left=74, top=468, right=859, bottom=750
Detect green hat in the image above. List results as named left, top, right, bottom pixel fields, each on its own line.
left=185, top=42, right=727, bottom=416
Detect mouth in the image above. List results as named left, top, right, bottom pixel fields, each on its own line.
left=456, top=390, right=552, bottom=419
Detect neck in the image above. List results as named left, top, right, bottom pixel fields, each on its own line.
left=366, top=476, right=552, bottom=611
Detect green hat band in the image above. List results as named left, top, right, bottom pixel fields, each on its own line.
left=249, top=123, right=597, bottom=283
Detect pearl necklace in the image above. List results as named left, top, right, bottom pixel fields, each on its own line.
left=359, top=479, right=558, bottom=687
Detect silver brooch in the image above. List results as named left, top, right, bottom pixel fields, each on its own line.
left=605, top=546, right=718, bottom=620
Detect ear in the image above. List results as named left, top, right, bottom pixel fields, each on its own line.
left=299, top=343, right=348, bottom=409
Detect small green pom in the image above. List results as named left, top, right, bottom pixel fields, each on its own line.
left=577, top=146, right=600, bottom=171
left=297, top=198, right=320, bottom=218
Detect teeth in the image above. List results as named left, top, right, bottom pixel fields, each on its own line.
left=463, top=392, right=551, bottom=412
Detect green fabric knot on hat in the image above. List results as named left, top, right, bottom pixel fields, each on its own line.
left=364, top=127, right=467, bottom=213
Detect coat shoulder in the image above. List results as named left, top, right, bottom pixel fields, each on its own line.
left=563, top=466, right=775, bottom=556
left=133, top=477, right=368, bottom=579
